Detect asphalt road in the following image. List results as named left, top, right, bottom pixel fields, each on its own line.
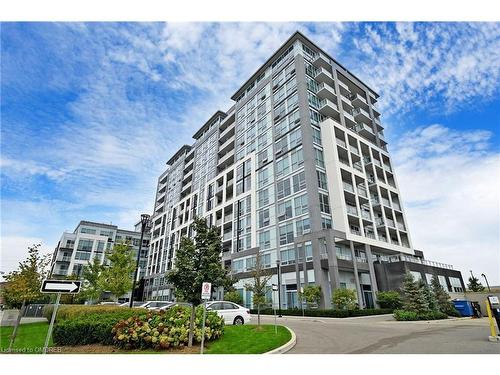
left=251, top=314, right=500, bottom=354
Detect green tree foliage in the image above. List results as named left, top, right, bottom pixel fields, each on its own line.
left=332, top=288, right=357, bottom=310
left=166, top=217, right=231, bottom=347
left=244, top=251, right=272, bottom=326
left=224, top=290, right=243, bottom=305
left=401, top=273, right=429, bottom=313
left=299, top=285, right=322, bottom=307
left=100, top=241, right=135, bottom=301
left=430, top=275, right=455, bottom=314
left=2, top=244, right=51, bottom=308
left=81, top=256, right=105, bottom=304
left=467, top=275, right=485, bottom=292
left=375, top=291, right=403, bottom=310
left=419, top=280, right=437, bottom=311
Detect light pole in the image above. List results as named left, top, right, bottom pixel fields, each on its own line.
left=276, top=259, right=282, bottom=317
left=129, top=214, right=151, bottom=308
left=481, top=273, right=491, bottom=292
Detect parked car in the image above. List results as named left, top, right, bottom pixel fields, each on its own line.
left=119, top=301, right=145, bottom=308
left=138, top=301, right=174, bottom=310
left=157, top=302, right=192, bottom=311
left=206, top=301, right=251, bottom=325
left=99, top=301, right=121, bottom=305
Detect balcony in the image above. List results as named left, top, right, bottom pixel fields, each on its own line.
left=357, top=186, right=368, bottom=198
left=218, top=148, right=234, bottom=167
left=375, top=217, right=385, bottom=227
left=219, top=121, right=235, bottom=140
left=343, top=181, right=355, bottom=193
left=318, top=98, right=340, bottom=118
left=353, top=161, right=363, bottom=172
left=361, top=210, right=371, bottom=220
left=352, top=123, right=375, bottom=137
left=57, top=256, right=72, bottom=262
left=397, top=222, right=406, bottom=231
left=352, top=107, right=372, bottom=124
left=349, top=145, right=359, bottom=155
left=312, top=52, right=331, bottom=70
left=350, top=228, right=361, bottom=236
left=337, top=79, right=350, bottom=94
left=316, top=82, right=337, bottom=101
left=336, top=138, right=347, bottom=148
left=343, top=109, right=356, bottom=127
left=383, top=162, right=392, bottom=172
left=346, top=205, right=358, bottom=216
left=218, top=134, right=235, bottom=154
left=314, top=67, right=335, bottom=85
left=382, top=197, right=391, bottom=207
left=386, top=218, right=396, bottom=228
left=365, top=232, right=376, bottom=239
left=351, top=92, right=368, bottom=107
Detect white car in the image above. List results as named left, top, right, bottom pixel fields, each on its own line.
left=139, top=301, right=174, bottom=310
left=206, top=301, right=251, bottom=325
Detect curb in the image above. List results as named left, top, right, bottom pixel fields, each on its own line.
left=264, top=326, right=296, bottom=354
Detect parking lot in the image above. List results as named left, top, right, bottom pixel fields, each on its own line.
left=253, top=314, right=500, bottom=354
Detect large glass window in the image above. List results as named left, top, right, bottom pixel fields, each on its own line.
left=317, top=170, right=328, bottom=190
left=279, top=223, right=294, bottom=245
left=277, top=178, right=291, bottom=200
left=258, top=209, right=270, bottom=228
left=315, top=148, right=325, bottom=168
left=294, top=194, right=308, bottom=215
left=277, top=200, right=293, bottom=221
left=296, top=217, right=311, bottom=236
left=77, top=239, right=93, bottom=251
left=292, top=171, right=306, bottom=193
left=319, top=193, right=331, bottom=214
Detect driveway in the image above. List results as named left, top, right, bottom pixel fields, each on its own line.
left=251, top=314, right=500, bottom=354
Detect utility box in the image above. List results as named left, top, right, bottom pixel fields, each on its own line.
left=452, top=299, right=474, bottom=317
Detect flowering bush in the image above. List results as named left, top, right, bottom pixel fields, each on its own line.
left=112, top=305, right=224, bottom=349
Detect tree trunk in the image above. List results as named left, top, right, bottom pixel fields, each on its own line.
left=257, top=303, right=261, bottom=326
left=188, top=304, right=196, bottom=347
left=9, top=300, right=26, bottom=351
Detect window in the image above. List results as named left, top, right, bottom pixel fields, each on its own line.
left=276, top=157, right=290, bottom=177
left=257, top=148, right=270, bottom=166
left=294, top=194, right=308, bottom=215
left=410, top=271, right=422, bottom=281
left=257, top=166, right=270, bottom=188
left=315, top=148, right=325, bottom=168
left=258, top=209, right=270, bottom=228
left=258, top=188, right=270, bottom=208
left=81, top=227, right=96, bottom=234
left=277, top=200, right=293, bottom=221
left=96, top=241, right=105, bottom=252
left=312, top=127, right=322, bottom=145
left=449, top=277, right=463, bottom=292
left=279, top=223, right=294, bottom=245
left=77, top=239, right=93, bottom=251
left=322, top=216, right=332, bottom=229
left=289, top=128, right=302, bottom=149
left=290, top=148, right=304, bottom=171
left=292, top=172, right=306, bottom=193
left=307, top=77, right=319, bottom=93
left=296, top=217, right=311, bottom=235
left=277, top=178, right=291, bottom=200
left=258, top=231, right=271, bottom=250
left=232, top=259, right=244, bottom=273
left=317, top=170, right=328, bottom=190
left=305, top=242, right=313, bottom=261
left=75, top=251, right=91, bottom=261
left=319, top=193, right=330, bottom=213
left=280, top=248, right=296, bottom=265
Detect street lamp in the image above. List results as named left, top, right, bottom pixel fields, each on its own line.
left=481, top=273, right=491, bottom=292
left=129, top=214, right=151, bottom=308
left=276, top=259, right=282, bottom=317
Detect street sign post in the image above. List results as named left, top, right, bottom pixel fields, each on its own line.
left=272, top=284, right=278, bottom=334
left=41, top=279, right=81, bottom=354
left=200, top=282, right=211, bottom=354
left=41, top=280, right=81, bottom=294
left=300, top=286, right=305, bottom=317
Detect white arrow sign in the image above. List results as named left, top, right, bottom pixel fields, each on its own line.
left=41, top=280, right=81, bottom=294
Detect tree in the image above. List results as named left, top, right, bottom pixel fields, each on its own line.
left=430, top=275, right=454, bottom=314
left=299, top=285, right=322, bottom=308
left=2, top=244, right=51, bottom=350
left=419, top=280, right=437, bottom=311
left=244, top=251, right=272, bottom=327
left=100, top=241, right=135, bottom=301
left=467, top=275, right=485, bottom=292
left=332, top=288, right=357, bottom=310
left=224, top=290, right=243, bottom=305
left=376, top=291, right=403, bottom=310
left=401, top=273, right=429, bottom=313
left=80, top=256, right=105, bottom=304
left=166, top=217, right=231, bottom=347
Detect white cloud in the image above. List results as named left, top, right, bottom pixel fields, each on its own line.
left=392, top=124, right=500, bottom=285
left=350, top=23, right=500, bottom=115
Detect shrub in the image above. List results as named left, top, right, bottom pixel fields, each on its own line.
left=112, top=305, right=224, bottom=350
left=53, top=314, right=122, bottom=346
left=393, top=309, right=448, bottom=321
left=376, top=291, right=403, bottom=310
left=443, top=306, right=461, bottom=317
left=248, top=308, right=393, bottom=318
left=224, top=291, right=243, bottom=305
left=332, top=288, right=357, bottom=310
left=43, top=304, right=147, bottom=322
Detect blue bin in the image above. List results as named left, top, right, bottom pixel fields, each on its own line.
left=452, top=299, right=474, bottom=317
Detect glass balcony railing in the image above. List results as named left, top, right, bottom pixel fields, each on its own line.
left=343, top=182, right=354, bottom=193
left=346, top=205, right=358, bottom=215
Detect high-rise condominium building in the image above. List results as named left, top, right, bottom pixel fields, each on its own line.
left=50, top=220, right=150, bottom=299
left=144, top=31, right=464, bottom=307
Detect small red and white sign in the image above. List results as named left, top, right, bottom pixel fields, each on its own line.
left=201, top=282, right=212, bottom=300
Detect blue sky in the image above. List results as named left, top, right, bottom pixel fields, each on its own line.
left=1, top=22, right=499, bottom=284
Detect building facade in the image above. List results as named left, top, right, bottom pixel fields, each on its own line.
left=50, top=220, right=150, bottom=299
left=144, top=31, right=464, bottom=308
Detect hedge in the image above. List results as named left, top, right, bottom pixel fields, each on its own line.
left=393, top=309, right=448, bottom=321
left=249, top=308, right=393, bottom=318
left=113, top=305, right=224, bottom=350
left=43, top=304, right=148, bottom=322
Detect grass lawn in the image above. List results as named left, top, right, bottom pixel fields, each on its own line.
left=0, top=323, right=291, bottom=354
left=205, top=324, right=291, bottom=354
left=0, top=322, right=51, bottom=354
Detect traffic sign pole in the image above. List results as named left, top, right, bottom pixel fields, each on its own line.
left=200, top=282, right=211, bottom=354
left=200, top=300, right=207, bottom=354
left=43, top=292, right=61, bottom=354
